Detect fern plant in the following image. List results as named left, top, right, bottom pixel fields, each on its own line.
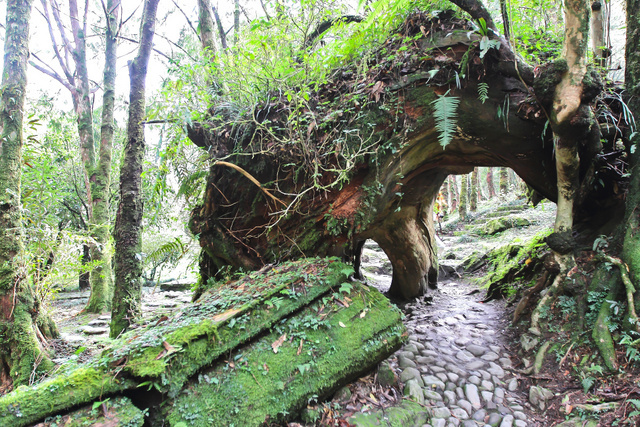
left=431, top=90, right=460, bottom=149
left=477, top=82, right=489, bottom=104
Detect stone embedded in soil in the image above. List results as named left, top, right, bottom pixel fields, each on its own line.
left=88, top=319, right=108, bottom=327
left=465, top=383, right=482, bottom=409
left=400, top=367, right=423, bottom=386
left=404, top=379, right=425, bottom=405
left=80, top=326, right=108, bottom=335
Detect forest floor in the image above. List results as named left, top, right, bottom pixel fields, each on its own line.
left=43, top=197, right=640, bottom=426
left=320, top=198, right=640, bottom=426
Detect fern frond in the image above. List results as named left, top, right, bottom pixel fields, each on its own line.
left=176, top=170, right=209, bottom=200
left=145, top=237, right=187, bottom=266
left=477, top=82, right=489, bottom=104
left=431, top=91, right=460, bottom=149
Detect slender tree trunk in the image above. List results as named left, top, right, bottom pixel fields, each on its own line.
left=234, top=0, right=240, bottom=44
left=79, top=244, right=90, bottom=290
left=470, top=167, right=478, bottom=212
left=459, top=174, right=468, bottom=219
left=590, top=1, right=607, bottom=66
left=499, top=0, right=511, bottom=42
left=450, top=175, right=459, bottom=211
left=499, top=167, right=508, bottom=195
left=440, top=177, right=450, bottom=220
left=197, top=0, right=217, bottom=55
left=85, top=0, right=120, bottom=312
left=212, top=6, right=228, bottom=50
left=621, top=0, right=640, bottom=295
left=111, top=0, right=160, bottom=338
left=531, top=0, right=593, bottom=336
left=0, top=0, right=53, bottom=387
left=486, top=167, right=496, bottom=198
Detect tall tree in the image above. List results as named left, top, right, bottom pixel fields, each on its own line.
left=197, top=0, right=217, bottom=54
left=621, top=0, right=640, bottom=319
left=32, top=0, right=121, bottom=312
left=486, top=167, right=496, bottom=198
left=530, top=0, right=596, bottom=335
left=0, top=0, right=53, bottom=387
left=111, top=0, right=161, bottom=338
left=450, top=175, right=459, bottom=211
left=470, top=167, right=478, bottom=212
left=499, top=167, right=508, bottom=195
left=459, top=174, right=468, bottom=220
left=88, top=0, right=121, bottom=310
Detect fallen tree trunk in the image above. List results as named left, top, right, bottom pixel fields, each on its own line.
left=188, top=12, right=624, bottom=300
left=0, top=258, right=405, bottom=426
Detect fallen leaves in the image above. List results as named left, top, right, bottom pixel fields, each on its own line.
left=272, top=333, right=287, bottom=353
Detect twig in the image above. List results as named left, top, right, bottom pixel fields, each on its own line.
left=214, top=161, right=286, bottom=207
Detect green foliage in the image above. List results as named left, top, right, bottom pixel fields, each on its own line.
left=431, top=90, right=460, bottom=149
left=477, top=82, right=489, bottom=104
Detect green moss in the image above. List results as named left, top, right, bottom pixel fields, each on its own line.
left=105, top=258, right=353, bottom=396
left=478, top=229, right=551, bottom=290
left=164, top=283, right=406, bottom=426
left=0, top=258, right=354, bottom=425
left=347, top=400, right=427, bottom=426
left=36, top=396, right=144, bottom=427
left=0, top=367, right=132, bottom=426
left=481, top=216, right=531, bottom=235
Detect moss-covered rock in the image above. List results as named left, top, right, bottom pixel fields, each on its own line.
left=163, top=281, right=406, bottom=426
left=0, top=258, right=405, bottom=427
left=347, top=400, right=428, bottom=426
left=33, top=396, right=144, bottom=427
left=481, top=216, right=531, bottom=235
left=478, top=230, right=551, bottom=298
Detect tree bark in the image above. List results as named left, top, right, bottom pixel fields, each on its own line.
left=450, top=175, right=459, bottom=211
left=621, top=0, right=640, bottom=301
left=470, top=167, right=478, bottom=211
left=85, top=0, right=120, bottom=312
left=440, top=177, right=450, bottom=220
left=459, top=173, right=469, bottom=219
left=486, top=167, right=496, bottom=198
left=197, top=0, right=217, bottom=55
left=0, top=0, right=53, bottom=387
left=111, top=0, right=160, bottom=338
left=499, top=167, right=508, bottom=195
left=590, top=1, right=607, bottom=66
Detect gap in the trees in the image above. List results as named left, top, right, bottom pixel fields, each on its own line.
left=359, top=239, right=393, bottom=294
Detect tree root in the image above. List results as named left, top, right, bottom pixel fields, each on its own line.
left=534, top=340, right=550, bottom=375
left=513, top=270, right=551, bottom=324
left=529, top=254, right=571, bottom=335
left=573, top=402, right=619, bottom=412
left=599, top=254, right=640, bottom=335
left=592, top=277, right=620, bottom=371
left=529, top=273, right=563, bottom=336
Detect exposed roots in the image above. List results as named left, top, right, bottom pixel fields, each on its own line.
left=599, top=254, right=640, bottom=335
left=529, top=253, right=573, bottom=336
left=592, top=278, right=620, bottom=371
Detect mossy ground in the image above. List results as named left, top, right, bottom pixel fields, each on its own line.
left=0, top=258, right=377, bottom=426
left=34, top=396, right=144, bottom=427
left=164, top=282, right=406, bottom=426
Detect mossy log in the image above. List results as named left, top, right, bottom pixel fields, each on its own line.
left=0, top=258, right=405, bottom=426
left=188, top=12, right=624, bottom=300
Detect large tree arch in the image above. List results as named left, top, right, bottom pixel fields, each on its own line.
left=188, top=11, right=621, bottom=299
